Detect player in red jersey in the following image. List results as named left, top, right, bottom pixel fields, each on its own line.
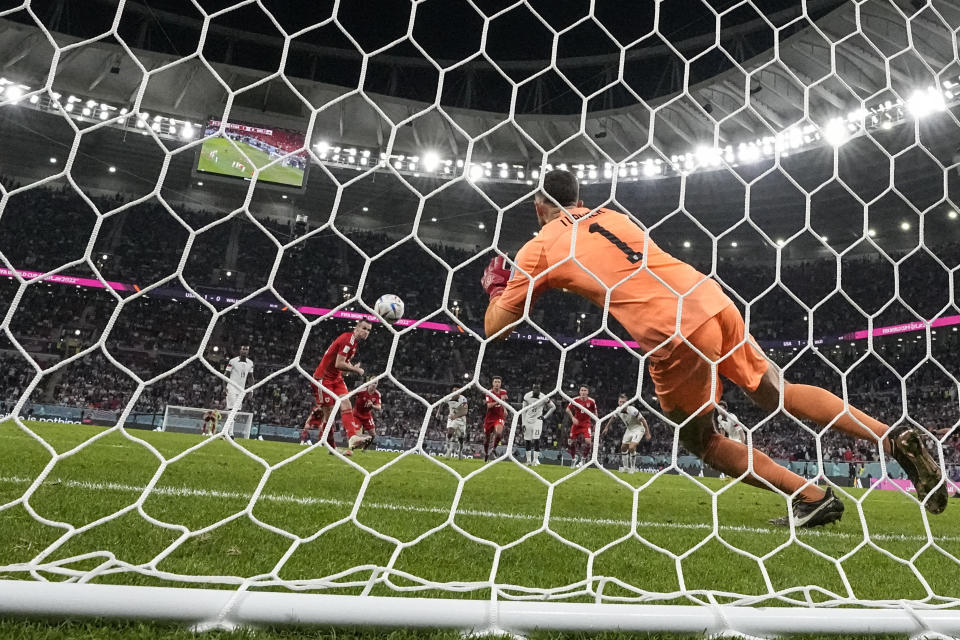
left=302, top=404, right=336, bottom=449
left=482, top=376, right=509, bottom=462
left=352, top=378, right=382, bottom=451
left=299, top=319, right=372, bottom=455
left=566, top=385, right=597, bottom=467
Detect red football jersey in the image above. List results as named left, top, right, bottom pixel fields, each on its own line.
left=485, top=388, right=508, bottom=421
left=353, top=388, right=381, bottom=420
left=569, top=397, right=597, bottom=424
left=315, top=332, right=358, bottom=380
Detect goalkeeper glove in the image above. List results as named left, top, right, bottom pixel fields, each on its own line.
left=481, top=255, right=512, bottom=300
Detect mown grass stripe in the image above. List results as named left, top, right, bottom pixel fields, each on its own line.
left=2, top=474, right=955, bottom=543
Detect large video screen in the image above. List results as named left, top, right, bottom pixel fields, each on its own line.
left=196, top=119, right=309, bottom=188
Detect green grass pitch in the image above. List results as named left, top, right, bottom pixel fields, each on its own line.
left=1, top=420, right=959, bottom=638
left=196, top=137, right=305, bottom=187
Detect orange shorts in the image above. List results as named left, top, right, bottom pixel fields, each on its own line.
left=648, top=304, right=768, bottom=416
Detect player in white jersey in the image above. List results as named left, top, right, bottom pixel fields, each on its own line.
left=715, top=400, right=747, bottom=444
left=222, top=345, right=254, bottom=436
left=603, top=394, right=651, bottom=474
left=521, top=383, right=556, bottom=466
left=443, top=385, right=469, bottom=458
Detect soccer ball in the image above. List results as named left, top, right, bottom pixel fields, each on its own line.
left=374, top=294, right=404, bottom=324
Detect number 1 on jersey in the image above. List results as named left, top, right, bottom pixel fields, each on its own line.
left=588, top=223, right=643, bottom=263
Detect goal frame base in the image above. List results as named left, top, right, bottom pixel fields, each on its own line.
left=1, top=581, right=958, bottom=636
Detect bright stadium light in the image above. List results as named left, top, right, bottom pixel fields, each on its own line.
left=431, top=217, right=437, bottom=222
left=738, top=144, right=760, bottom=163
left=868, top=228, right=876, bottom=237
left=315, top=141, right=329, bottom=153
left=362, top=206, right=369, bottom=212
left=108, top=166, right=116, bottom=173
left=422, top=151, right=440, bottom=171
left=181, top=125, right=195, bottom=140
left=5, top=85, right=22, bottom=102
left=776, top=238, right=785, bottom=246
left=468, top=164, right=484, bottom=182
left=643, top=160, right=658, bottom=177
left=822, top=118, right=849, bottom=146
left=81, top=107, right=91, bottom=116
left=900, top=221, right=911, bottom=231
left=682, top=241, right=691, bottom=248
left=731, top=241, right=738, bottom=247
left=949, top=210, right=958, bottom=220
left=29, top=94, right=39, bottom=104
left=49, top=157, right=56, bottom=163
left=477, top=222, right=485, bottom=230
left=906, top=87, right=946, bottom=118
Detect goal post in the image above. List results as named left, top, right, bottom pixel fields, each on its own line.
left=161, top=405, right=253, bottom=439
left=1, top=581, right=960, bottom=636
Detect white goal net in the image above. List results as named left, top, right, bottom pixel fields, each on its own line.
left=1, top=0, right=960, bottom=637
left=162, top=405, right=253, bottom=439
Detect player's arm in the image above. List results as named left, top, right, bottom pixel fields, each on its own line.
left=453, top=402, right=468, bottom=419
left=565, top=404, right=575, bottom=422
left=335, top=352, right=363, bottom=375
left=486, top=396, right=496, bottom=409
left=482, top=245, right=547, bottom=340
left=542, top=398, right=556, bottom=421
left=641, top=415, right=652, bottom=441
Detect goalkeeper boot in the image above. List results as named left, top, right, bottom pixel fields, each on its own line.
left=769, top=487, right=844, bottom=528
left=889, top=425, right=948, bottom=514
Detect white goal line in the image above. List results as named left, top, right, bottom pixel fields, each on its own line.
left=0, top=475, right=954, bottom=544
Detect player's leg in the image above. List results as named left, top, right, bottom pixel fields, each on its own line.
left=628, top=442, right=638, bottom=473
left=361, top=421, right=376, bottom=450
left=482, top=421, right=492, bottom=461
left=717, top=304, right=947, bottom=515
left=567, top=431, right=579, bottom=467
left=492, top=422, right=504, bottom=453
left=444, top=427, right=453, bottom=457
left=653, top=314, right=839, bottom=526
left=339, top=397, right=367, bottom=453
left=620, top=442, right=630, bottom=473
left=532, top=432, right=541, bottom=466
left=582, top=435, right=593, bottom=465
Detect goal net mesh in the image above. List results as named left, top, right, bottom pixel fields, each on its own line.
left=1, top=0, right=959, bottom=634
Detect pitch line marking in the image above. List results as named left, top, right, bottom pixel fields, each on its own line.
left=1, top=475, right=956, bottom=543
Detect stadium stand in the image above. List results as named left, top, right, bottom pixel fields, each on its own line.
left=2, top=185, right=959, bottom=472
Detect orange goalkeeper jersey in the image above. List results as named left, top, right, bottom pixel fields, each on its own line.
left=495, top=207, right=732, bottom=360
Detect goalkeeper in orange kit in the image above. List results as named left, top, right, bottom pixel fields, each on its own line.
left=480, top=169, right=947, bottom=527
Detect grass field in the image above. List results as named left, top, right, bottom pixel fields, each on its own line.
left=1, top=419, right=959, bottom=635
left=197, top=137, right=305, bottom=187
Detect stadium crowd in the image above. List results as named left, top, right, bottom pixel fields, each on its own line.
left=2, top=184, right=960, bottom=469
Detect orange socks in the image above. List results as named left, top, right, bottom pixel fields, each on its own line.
left=703, top=433, right=824, bottom=502
left=784, top=384, right=890, bottom=453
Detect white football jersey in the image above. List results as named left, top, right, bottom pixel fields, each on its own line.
left=618, top=405, right=646, bottom=432
left=521, top=391, right=555, bottom=426
left=446, top=394, right=468, bottom=422
left=226, top=356, right=254, bottom=390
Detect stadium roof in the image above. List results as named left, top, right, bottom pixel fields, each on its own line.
left=2, top=0, right=957, bottom=164
left=0, top=0, right=958, bottom=255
